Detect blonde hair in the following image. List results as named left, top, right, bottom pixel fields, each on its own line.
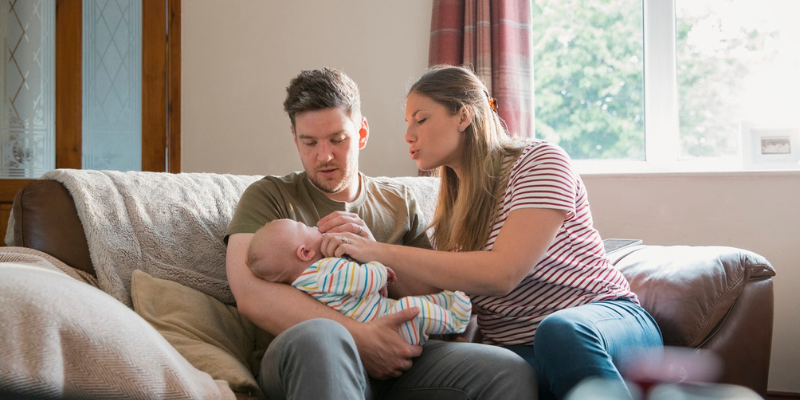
left=408, top=65, right=525, bottom=252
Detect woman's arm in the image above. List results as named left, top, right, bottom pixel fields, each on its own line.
left=325, top=207, right=567, bottom=296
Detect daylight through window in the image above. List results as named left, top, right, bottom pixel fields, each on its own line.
left=532, top=0, right=800, bottom=172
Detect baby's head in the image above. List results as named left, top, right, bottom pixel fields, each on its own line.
left=246, top=219, right=324, bottom=284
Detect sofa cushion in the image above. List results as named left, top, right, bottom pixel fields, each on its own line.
left=0, top=262, right=234, bottom=399
left=131, top=270, right=270, bottom=397
left=610, top=245, right=776, bottom=347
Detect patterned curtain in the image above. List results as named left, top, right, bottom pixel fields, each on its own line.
left=429, top=0, right=534, bottom=139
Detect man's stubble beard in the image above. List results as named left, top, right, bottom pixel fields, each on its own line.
left=307, top=156, right=358, bottom=195
left=309, top=171, right=350, bottom=194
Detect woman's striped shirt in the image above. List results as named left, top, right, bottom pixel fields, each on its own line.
left=470, top=140, right=638, bottom=345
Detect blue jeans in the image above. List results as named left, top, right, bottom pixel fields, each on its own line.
left=502, top=298, right=662, bottom=400
left=259, top=318, right=537, bottom=400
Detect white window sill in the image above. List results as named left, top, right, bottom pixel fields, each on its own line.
left=572, top=157, right=800, bottom=176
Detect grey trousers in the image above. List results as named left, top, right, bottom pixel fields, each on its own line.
left=258, top=318, right=537, bottom=400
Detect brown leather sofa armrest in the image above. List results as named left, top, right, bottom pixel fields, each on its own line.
left=613, top=245, right=775, bottom=347
left=12, top=179, right=95, bottom=277
left=701, top=277, right=773, bottom=395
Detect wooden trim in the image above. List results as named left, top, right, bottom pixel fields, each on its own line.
left=1, top=180, right=31, bottom=247
left=55, top=0, right=82, bottom=169
left=0, top=180, right=33, bottom=203
left=142, top=0, right=168, bottom=172
left=167, top=0, right=181, bottom=173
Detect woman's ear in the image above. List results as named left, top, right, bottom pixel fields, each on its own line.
left=459, top=106, right=473, bottom=132
left=296, top=245, right=316, bottom=262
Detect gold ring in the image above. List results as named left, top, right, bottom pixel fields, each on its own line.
left=357, top=225, right=362, bottom=235
left=341, top=236, right=348, bottom=244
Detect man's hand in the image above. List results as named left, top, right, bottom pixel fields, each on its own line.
left=317, top=211, right=375, bottom=241
left=350, top=307, right=422, bottom=379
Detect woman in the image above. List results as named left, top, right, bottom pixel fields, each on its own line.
left=323, top=65, right=662, bottom=400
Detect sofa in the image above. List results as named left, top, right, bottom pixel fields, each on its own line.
left=0, top=169, right=776, bottom=399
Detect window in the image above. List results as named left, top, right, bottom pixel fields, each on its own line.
left=533, top=0, right=644, bottom=162
left=532, top=0, right=800, bottom=173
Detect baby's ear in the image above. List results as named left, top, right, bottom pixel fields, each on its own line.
left=296, top=245, right=316, bottom=262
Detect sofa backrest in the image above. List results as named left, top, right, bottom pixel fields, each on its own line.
left=8, top=175, right=442, bottom=279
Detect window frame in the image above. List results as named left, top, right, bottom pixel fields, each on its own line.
left=571, top=0, right=792, bottom=175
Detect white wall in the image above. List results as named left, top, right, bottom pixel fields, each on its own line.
left=182, top=0, right=429, bottom=178
left=583, top=172, right=800, bottom=392
left=182, top=1, right=799, bottom=393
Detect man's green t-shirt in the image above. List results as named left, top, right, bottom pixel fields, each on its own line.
left=225, top=171, right=431, bottom=250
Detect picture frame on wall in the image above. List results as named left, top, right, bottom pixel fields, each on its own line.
left=741, top=121, right=800, bottom=170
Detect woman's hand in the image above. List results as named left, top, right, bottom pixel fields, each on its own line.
left=321, top=231, right=384, bottom=262
left=317, top=211, right=375, bottom=241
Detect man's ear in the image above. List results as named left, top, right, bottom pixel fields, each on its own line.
left=296, top=245, right=316, bottom=262
left=290, top=125, right=298, bottom=145
left=358, top=117, right=369, bottom=150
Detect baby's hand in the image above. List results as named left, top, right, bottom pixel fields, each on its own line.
left=378, top=266, right=396, bottom=297
left=385, top=266, right=397, bottom=285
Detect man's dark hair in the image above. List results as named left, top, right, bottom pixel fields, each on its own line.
left=283, top=67, right=362, bottom=127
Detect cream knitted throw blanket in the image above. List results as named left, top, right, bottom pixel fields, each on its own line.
left=17, top=170, right=440, bottom=308
left=38, top=169, right=262, bottom=307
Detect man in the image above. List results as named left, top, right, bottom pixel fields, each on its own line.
left=225, top=67, right=536, bottom=399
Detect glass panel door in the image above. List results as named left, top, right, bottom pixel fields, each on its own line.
left=1, top=0, right=145, bottom=178
left=0, top=0, right=56, bottom=178
left=83, top=0, right=142, bottom=170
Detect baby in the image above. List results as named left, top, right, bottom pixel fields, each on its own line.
left=246, top=218, right=471, bottom=345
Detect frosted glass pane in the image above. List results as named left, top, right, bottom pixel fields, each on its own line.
left=83, top=0, right=141, bottom=171
left=0, top=0, right=56, bottom=179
